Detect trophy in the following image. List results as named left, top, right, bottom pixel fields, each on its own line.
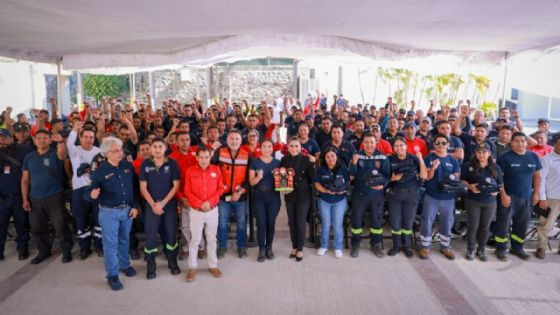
left=273, top=167, right=295, bottom=192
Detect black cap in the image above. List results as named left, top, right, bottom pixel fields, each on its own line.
left=13, top=123, right=29, bottom=132
left=476, top=142, right=491, bottom=152
left=50, top=118, right=63, bottom=125
left=538, top=118, right=550, bottom=124
left=398, top=108, right=406, bottom=114
left=404, top=121, right=416, bottom=129
left=304, top=114, right=314, bottom=120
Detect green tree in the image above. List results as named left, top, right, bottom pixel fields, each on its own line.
left=83, top=74, right=129, bottom=103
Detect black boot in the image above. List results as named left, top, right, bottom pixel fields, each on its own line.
left=146, top=254, right=156, bottom=279
left=265, top=246, right=275, bottom=260
left=167, top=250, right=181, bottom=275
left=257, top=248, right=266, bottom=262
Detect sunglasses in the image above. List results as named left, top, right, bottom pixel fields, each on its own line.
left=434, top=141, right=448, bottom=146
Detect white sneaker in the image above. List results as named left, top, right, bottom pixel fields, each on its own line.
left=335, top=250, right=343, bottom=258
left=317, top=248, right=327, bottom=256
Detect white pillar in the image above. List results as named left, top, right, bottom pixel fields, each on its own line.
left=148, top=71, right=156, bottom=108
left=338, top=66, right=343, bottom=96
left=293, top=60, right=298, bottom=98
left=130, top=73, right=136, bottom=103
left=76, top=71, right=83, bottom=110
left=56, top=61, right=62, bottom=116
left=501, top=52, right=509, bottom=110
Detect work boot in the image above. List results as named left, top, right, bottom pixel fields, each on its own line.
left=129, top=248, right=140, bottom=260
left=370, top=244, right=385, bottom=258
left=265, top=246, right=275, bottom=260
left=418, top=247, right=429, bottom=259
left=238, top=247, right=248, bottom=258
left=78, top=249, right=91, bottom=261
left=217, top=247, right=227, bottom=259
left=535, top=248, right=546, bottom=259
left=107, top=276, right=123, bottom=291
left=120, top=266, right=137, bottom=277
left=18, top=248, right=29, bottom=260
left=387, top=248, right=400, bottom=257
left=440, top=248, right=455, bottom=260
left=31, top=252, right=51, bottom=264
left=61, top=251, right=73, bottom=263
left=476, top=248, right=488, bottom=262
left=146, top=255, right=157, bottom=279
left=0, top=252, right=4, bottom=261
left=465, top=249, right=475, bottom=261
left=350, top=245, right=359, bottom=258
left=495, top=249, right=507, bottom=261
left=402, top=248, right=414, bottom=258
left=168, top=251, right=181, bottom=275
left=510, top=248, right=530, bottom=260
left=257, top=248, right=266, bottom=262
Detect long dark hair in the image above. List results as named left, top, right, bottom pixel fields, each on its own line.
left=469, top=151, right=498, bottom=179
left=319, top=146, right=340, bottom=174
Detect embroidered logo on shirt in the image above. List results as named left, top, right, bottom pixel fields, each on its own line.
left=211, top=172, right=217, bottom=178
left=43, top=158, right=50, bottom=167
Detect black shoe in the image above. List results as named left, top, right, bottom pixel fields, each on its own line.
left=370, top=245, right=385, bottom=258
left=78, top=249, right=91, bottom=261
left=31, top=253, right=51, bottom=264
left=476, top=248, right=488, bottom=262
left=295, top=252, right=303, bottom=262
left=510, top=249, right=530, bottom=260
left=120, top=266, right=137, bottom=277
left=217, top=247, right=227, bottom=259
left=62, top=251, right=72, bottom=263
left=167, top=252, right=181, bottom=275
left=129, top=249, right=140, bottom=260
left=495, top=249, right=507, bottom=261
left=387, top=248, right=399, bottom=256
left=402, top=248, right=414, bottom=258
left=350, top=246, right=359, bottom=258
left=465, top=249, right=475, bottom=261
left=265, top=246, right=275, bottom=260
left=289, top=251, right=297, bottom=259
left=95, top=248, right=104, bottom=257
left=486, top=238, right=496, bottom=247
left=107, top=276, right=123, bottom=291
left=18, top=248, right=29, bottom=260
left=257, top=248, right=266, bottom=262
left=238, top=247, right=248, bottom=258
left=146, top=256, right=156, bottom=279
left=0, top=252, right=4, bottom=261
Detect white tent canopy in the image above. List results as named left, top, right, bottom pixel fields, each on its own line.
left=2, top=0, right=560, bottom=69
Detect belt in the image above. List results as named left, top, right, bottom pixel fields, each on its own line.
left=100, top=204, right=129, bottom=209
left=253, top=186, right=274, bottom=192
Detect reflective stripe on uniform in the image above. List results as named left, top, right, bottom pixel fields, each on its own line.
left=370, top=228, right=383, bottom=235
left=391, top=229, right=402, bottom=235
left=402, top=229, right=412, bottom=235
left=511, top=234, right=525, bottom=244
left=166, top=242, right=178, bottom=251
left=495, top=236, right=508, bottom=243
left=144, top=248, right=158, bottom=254
left=351, top=228, right=363, bottom=235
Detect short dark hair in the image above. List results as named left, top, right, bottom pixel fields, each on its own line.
left=434, top=133, right=449, bottom=142
left=196, top=146, right=210, bottom=156
left=511, top=132, right=526, bottom=142
left=34, top=129, right=50, bottom=137
left=175, top=131, right=190, bottom=139
left=79, top=128, right=95, bottom=138
left=151, top=137, right=166, bottom=145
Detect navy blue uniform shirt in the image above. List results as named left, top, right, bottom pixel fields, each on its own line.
left=249, top=158, right=281, bottom=190
left=322, top=140, right=356, bottom=169
left=388, top=153, right=422, bottom=190
left=315, top=166, right=350, bottom=203
left=0, top=144, right=32, bottom=195
left=350, top=150, right=391, bottom=196
left=424, top=153, right=461, bottom=200
left=461, top=162, right=503, bottom=203
left=86, top=159, right=139, bottom=208
left=497, top=150, right=542, bottom=199
left=139, top=157, right=180, bottom=202
left=22, top=148, right=64, bottom=199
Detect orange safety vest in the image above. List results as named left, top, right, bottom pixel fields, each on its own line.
left=217, top=147, right=250, bottom=194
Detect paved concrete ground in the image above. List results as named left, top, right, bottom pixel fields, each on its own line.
left=2, top=209, right=560, bottom=315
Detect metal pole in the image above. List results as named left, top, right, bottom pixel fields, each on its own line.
left=56, top=60, right=62, bottom=116
left=501, top=52, right=509, bottom=110
left=293, top=59, right=298, bottom=98
left=338, top=66, right=343, bottom=96
left=148, top=71, right=155, bottom=108
left=76, top=71, right=83, bottom=110
left=131, top=72, right=136, bottom=104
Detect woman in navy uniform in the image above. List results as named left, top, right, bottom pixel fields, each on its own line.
left=314, top=146, right=350, bottom=258
left=387, top=137, right=427, bottom=257
left=139, top=138, right=181, bottom=279
left=461, top=143, right=503, bottom=261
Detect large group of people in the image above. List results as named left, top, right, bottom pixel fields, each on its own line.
left=0, top=91, right=559, bottom=291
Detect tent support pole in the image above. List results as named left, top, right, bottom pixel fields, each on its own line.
left=501, top=52, right=509, bottom=112
left=338, top=66, right=343, bottom=96
left=56, top=60, right=62, bottom=116
left=130, top=73, right=136, bottom=105
left=76, top=71, right=83, bottom=109
left=148, top=71, right=155, bottom=108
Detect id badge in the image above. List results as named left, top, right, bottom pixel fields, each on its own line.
left=3, top=165, right=10, bottom=174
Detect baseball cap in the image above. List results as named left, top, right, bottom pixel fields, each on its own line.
left=13, top=123, right=29, bottom=132
left=421, top=117, right=432, bottom=124
left=538, top=118, right=550, bottom=124
left=404, top=122, right=416, bottom=129
left=476, top=142, right=491, bottom=152
left=0, top=129, right=10, bottom=137
left=407, top=110, right=415, bottom=116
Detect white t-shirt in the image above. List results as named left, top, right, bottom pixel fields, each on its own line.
left=67, top=130, right=100, bottom=190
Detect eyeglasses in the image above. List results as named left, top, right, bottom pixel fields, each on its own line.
left=434, top=141, right=448, bottom=146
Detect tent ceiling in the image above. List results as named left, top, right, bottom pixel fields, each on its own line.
left=1, top=0, right=560, bottom=69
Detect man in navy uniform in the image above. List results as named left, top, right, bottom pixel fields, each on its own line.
left=0, top=129, right=32, bottom=260
left=495, top=132, right=542, bottom=261
left=85, top=136, right=139, bottom=291
left=21, top=129, right=73, bottom=264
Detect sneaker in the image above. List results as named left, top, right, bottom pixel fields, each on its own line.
left=387, top=248, right=399, bottom=257
left=440, top=248, right=455, bottom=260
left=350, top=246, right=359, bottom=258
left=510, top=249, right=530, bottom=260
left=107, top=276, right=123, bottom=291
left=334, top=250, right=343, bottom=258
left=370, top=245, right=385, bottom=258
left=418, top=248, right=429, bottom=260
left=535, top=248, right=546, bottom=260
left=465, top=249, right=475, bottom=261
left=238, top=247, right=248, bottom=258
left=217, top=247, right=227, bottom=259
left=120, top=266, right=137, bottom=277
left=495, top=249, right=507, bottom=261
left=317, top=248, right=327, bottom=256
left=476, top=248, right=488, bottom=262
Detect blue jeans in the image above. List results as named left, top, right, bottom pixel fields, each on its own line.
left=99, top=206, right=132, bottom=278
left=318, top=198, right=347, bottom=250
left=218, top=200, right=247, bottom=248
left=420, top=194, right=455, bottom=249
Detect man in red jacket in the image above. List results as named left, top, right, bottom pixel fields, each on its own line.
left=184, top=146, right=225, bottom=282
